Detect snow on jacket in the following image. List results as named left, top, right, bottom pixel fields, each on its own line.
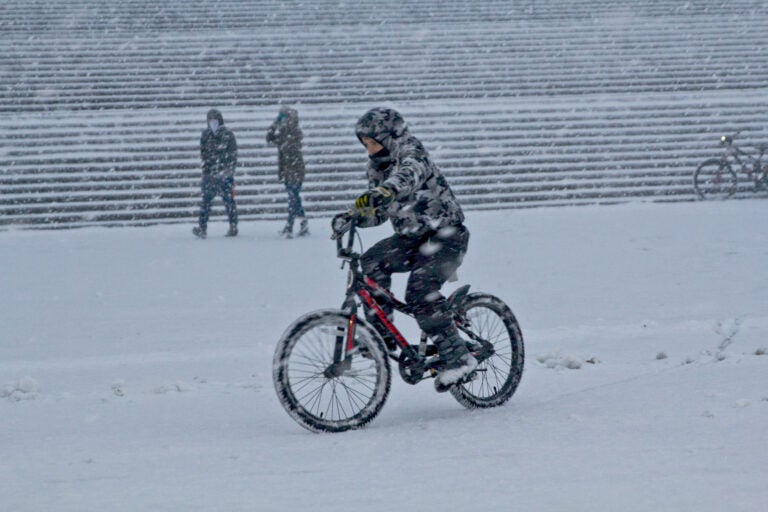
left=200, top=109, right=238, bottom=179
left=354, top=107, right=464, bottom=237
left=266, top=106, right=306, bottom=185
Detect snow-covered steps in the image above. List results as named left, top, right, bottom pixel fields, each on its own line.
left=3, top=95, right=767, bottom=228
left=3, top=9, right=768, bottom=111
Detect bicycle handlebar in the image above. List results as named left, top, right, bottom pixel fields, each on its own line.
left=335, top=213, right=362, bottom=260
left=720, top=131, right=741, bottom=146
left=719, top=131, right=766, bottom=158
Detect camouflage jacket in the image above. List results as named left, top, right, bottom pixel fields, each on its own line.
left=354, top=107, right=464, bottom=237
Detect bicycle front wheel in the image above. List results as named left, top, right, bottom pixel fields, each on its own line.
left=694, top=158, right=737, bottom=200
left=273, top=310, right=391, bottom=433
left=450, top=293, right=524, bottom=409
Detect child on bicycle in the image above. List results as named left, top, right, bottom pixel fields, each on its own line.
left=332, top=107, right=476, bottom=392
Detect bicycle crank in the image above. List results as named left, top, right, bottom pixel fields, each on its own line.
left=397, top=352, right=429, bottom=385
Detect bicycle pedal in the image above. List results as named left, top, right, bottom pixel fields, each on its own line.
left=459, top=371, right=481, bottom=384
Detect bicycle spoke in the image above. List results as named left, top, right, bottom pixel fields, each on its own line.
left=302, top=379, right=331, bottom=416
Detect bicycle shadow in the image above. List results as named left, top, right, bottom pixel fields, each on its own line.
left=372, top=381, right=486, bottom=430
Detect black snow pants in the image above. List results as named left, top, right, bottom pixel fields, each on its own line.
left=198, top=175, right=238, bottom=228
left=361, top=224, right=469, bottom=340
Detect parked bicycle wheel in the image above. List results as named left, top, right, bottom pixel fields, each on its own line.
left=450, top=293, right=524, bottom=409
left=273, top=310, right=391, bottom=433
left=694, top=159, right=737, bottom=199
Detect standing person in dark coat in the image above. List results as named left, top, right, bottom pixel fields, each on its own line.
left=194, top=108, right=238, bottom=238
left=267, top=106, right=309, bottom=238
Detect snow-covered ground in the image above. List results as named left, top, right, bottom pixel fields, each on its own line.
left=1, top=200, right=767, bottom=511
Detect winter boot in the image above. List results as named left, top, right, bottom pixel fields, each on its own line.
left=297, top=218, right=309, bottom=237
left=192, top=226, right=207, bottom=239
left=280, top=222, right=293, bottom=239
left=433, top=332, right=478, bottom=393
left=226, top=224, right=238, bottom=237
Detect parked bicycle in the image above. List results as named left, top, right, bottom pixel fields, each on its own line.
left=694, top=132, right=768, bottom=200
left=273, top=214, right=524, bottom=433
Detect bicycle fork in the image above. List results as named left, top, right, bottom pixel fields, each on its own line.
left=324, top=294, right=397, bottom=378
left=323, top=297, right=359, bottom=378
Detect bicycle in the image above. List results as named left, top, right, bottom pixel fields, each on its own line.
left=272, top=215, right=524, bottom=433
left=694, top=132, right=768, bottom=200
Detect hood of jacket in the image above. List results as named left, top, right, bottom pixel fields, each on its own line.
left=355, top=107, right=408, bottom=153
left=278, top=106, right=299, bottom=126
left=206, top=108, right=225, bottom=125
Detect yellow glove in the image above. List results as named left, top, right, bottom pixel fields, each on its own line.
left=354, top=186, right=394, bottom=214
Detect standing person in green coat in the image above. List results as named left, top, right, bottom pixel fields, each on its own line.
left=267, top=106, right=309, bottom=238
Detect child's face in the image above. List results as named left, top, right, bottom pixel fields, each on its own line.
left=361, top=136, right=384, bottom=156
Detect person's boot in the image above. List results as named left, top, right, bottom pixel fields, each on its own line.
left=192, top=225, right=207, bottom=239
left=280, top=222, right=293, bottom=239
left=433, top=332, right=478, bottom=393
left=226, top=224, right=238, bottom=237
left=297, top=218, right=309, bottom=237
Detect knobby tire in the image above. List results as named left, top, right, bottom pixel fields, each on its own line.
left=449, top=293, right=525, bottom=409
left=273, top=310, right=391, bottom=433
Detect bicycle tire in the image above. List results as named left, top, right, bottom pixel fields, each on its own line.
left=449, top=293, right=524, bottom=409
left=273, top=309, right=391, bottom=433
left=694, top=158, right=737, bottom=200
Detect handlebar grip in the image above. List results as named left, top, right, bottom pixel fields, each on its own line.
left=334, top=214, right=360, bottom=258
left=346, top=217, right=358, bottom=252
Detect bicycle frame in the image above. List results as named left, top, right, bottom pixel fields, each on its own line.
left=719, top=133, right=767, bottom=181
left=334, top=220, right=422, bottom=365
left=330, top=217, right=484, bottom=382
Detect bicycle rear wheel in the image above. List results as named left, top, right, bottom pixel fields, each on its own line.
left=450, top=293, right=524, bottom=409
left=694, top=159, right=737, bottom=199
left=757, top=167, right=768, bottom=191
left=273, top=310, right=391, bottom=433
